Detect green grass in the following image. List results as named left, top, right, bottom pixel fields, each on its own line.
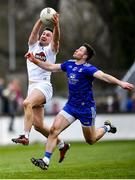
left=0, top=140, right=135, bottom=179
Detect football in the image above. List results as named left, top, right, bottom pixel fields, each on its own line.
left=40, top=7, right=56, bottom=23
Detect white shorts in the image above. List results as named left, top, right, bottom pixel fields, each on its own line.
left=28, top=82, right=53, bottom=103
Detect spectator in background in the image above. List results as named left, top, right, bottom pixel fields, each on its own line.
left=132, top=92, right=135, bottom=112
left=2, top=79, right=23, bottom=132
left=0, top=77, right=5, bottom=114
left=106, top=95, right=114, bottom=113
left=126, top=92, right=133, bottom=112
left=52, top=102, right=60, bottom=115
left=112, top=93, right=120, bottom=113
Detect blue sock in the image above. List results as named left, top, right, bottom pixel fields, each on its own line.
left=44, top=151, right=52, bottom=160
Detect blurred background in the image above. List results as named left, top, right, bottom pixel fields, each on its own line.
left=0, top=0, right=135, bottom=143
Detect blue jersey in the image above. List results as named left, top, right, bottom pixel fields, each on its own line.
left=61, top=59, right=99, bottom=108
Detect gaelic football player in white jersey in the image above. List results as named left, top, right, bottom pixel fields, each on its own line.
left=12, top=12, right=70, bottom=163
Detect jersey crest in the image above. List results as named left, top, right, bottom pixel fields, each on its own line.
left=35, top=52, right=46, bottom=62
left=83, top=63, right=91, bottom=67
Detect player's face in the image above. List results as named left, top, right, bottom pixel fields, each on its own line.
left=73, top=46, right=87, bottom=60
left=39, top=30, right=53, bottom=46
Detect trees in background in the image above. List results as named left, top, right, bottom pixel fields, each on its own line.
left=92, top=0, right=135, bottom=69
left=0, top=0, right=135, bottom=84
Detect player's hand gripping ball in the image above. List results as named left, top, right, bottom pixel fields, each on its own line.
left=40, top=7, right=56, bottom=24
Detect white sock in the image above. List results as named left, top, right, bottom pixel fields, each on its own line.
left=105, top=125, right=111, bottom=132
left=57, top=140, right=65, bottom=150
left=24, top=131, right=29, bottom=139
left=43, top=157, right=50, bottom=165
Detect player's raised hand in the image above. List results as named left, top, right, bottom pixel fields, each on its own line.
left=52, top=13, right=59, bottom=26
left=120, top=81, right=134, bottom=90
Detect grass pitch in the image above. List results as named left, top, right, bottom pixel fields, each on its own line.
left=0, top=140, right=135, bottom=179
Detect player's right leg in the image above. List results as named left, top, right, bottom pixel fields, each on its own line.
left=31, top=158, right=48, bottom=170
left=31, top=113, right=71, bottom=170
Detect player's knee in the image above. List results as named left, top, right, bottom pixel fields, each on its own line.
left=23, top=99, right=32, bottom=109
left=85, top=138, right=96, bottom=145
left=50, top=126, right=59, bottom=137
left=50, top=126, right=56, bottom=135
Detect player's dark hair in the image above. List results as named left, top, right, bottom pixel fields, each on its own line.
left=83, top=43, right=96, bottom=61
left=45, top=27, right=53, bottom=33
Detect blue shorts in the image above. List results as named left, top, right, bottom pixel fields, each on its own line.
left=59, top=103, right=96, bottom=127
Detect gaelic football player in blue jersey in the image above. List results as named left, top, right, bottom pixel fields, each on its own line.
left=25, top=43, right=134, bottom=170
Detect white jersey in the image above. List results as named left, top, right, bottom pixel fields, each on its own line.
left=27, top=41, right=56, bottom=82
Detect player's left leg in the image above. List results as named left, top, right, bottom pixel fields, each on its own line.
left=33, top=106, right=70, bottom=163
left=31, top=113, right=71, bottom=170
left=33, top=106, right=49, bottom=137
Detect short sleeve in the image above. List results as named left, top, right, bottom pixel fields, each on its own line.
left=28, top=41, right=38, bottom=51
left=84, top=65, right=99, bottom=77
left=61, top=61, right=68, bottom=72
left=46, top=43, right=56, bottom=55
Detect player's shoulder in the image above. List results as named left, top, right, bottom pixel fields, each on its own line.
left=83, top=63, right=99, bottom=74
left=83, top=63, right=98, bottom=72
left=28, top=41, right=39, bottom=49
left=83, top=63, right=94, bottom=70
left=83, top=62, right=93, bottom=67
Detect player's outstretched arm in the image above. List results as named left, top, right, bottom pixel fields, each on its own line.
left=25, top=52, right=61, bottom=72
left=94, top=70, right=134, bottom=90
left=51, top=13, right=60, bottom=53
left=28, top=19, right=43, bottom=45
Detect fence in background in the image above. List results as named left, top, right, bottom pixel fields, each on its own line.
left=0, top=114, right=135, bottom=145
